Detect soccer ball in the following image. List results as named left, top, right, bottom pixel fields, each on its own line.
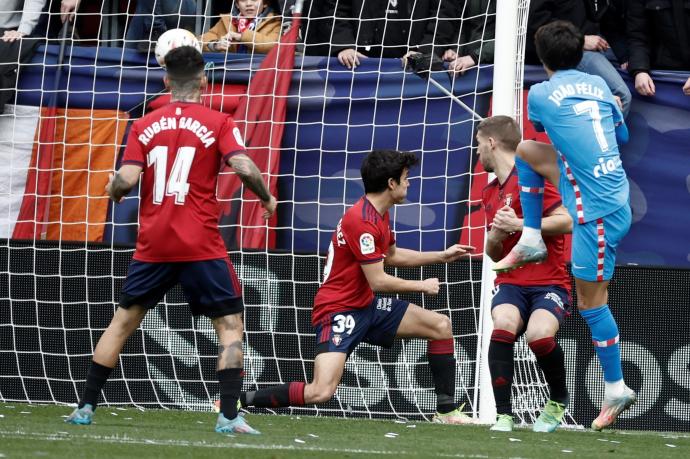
left=154, top=28, right=202, bottom=67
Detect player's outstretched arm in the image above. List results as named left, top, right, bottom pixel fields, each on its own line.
left=105, top=165, right=142, bottom=203
left=385, top=244, right=474, bottom=268
left=227, top=153, right=277, bottom=219
left=360, top=260, right=439, bottom=295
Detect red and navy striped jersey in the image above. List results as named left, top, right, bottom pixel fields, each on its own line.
left=312, top=196, right=395, bottom=325
left=122, top=102, right=246, bottom=262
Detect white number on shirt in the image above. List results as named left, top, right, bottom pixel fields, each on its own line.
left=573, top=100, right=609, bottom=152
left=322, top=241, right=335, bottom=283
left=332, top=314, right=356, bottom=335
left=146, top=146, right=196, bottom=205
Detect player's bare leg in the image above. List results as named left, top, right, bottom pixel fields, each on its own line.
left=396, top=304, right=473, bottom=424
left=241, top=352, right=346, bottom=408
left=576, top=279, right=636, bottom=431
left=494, top=141, right=561, bottom=272
left=66, top=305, right=147, bottom=425
left=212, top=313, right=259, bottom=435
left=525, top=310, right=569, bottom=432
left=488, top=304, right=523, bottom=431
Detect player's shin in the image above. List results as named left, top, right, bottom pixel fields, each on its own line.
left=515, top=156, right=545, bottom=247
left=579, top=305, right=625, bottom=397
left=241, top=382, right=306, bottom=408
left=529, top=337, right=569, bottom=405
left=427, top=339, right=457, bottom=414
left=488, top=330, right=516, bottom=416
left=79, top=361, right=114, bottom=409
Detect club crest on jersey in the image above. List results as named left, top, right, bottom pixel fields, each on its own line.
left=359, top=233, right=375, bottom=255
left=504, top=194, right=513, bottom=207
left=332, top=334, right=342, bottom=346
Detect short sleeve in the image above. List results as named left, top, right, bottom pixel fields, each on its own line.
left=218, top=116, right=247, bottom=162
left=121, top=122, right=146, bottom=166
left=341, top=216, right=385, bottom=264
left=389, top=228, right=396, bottom=247
left=527, top=86, right=545, bottom=132
left=543, top=182, right=563, bottom=215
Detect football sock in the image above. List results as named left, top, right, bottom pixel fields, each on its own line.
left=580, top=305, right=624, bottom=389
left=218, top=368, right=243, bottom=420
left=515, top=156, right=544, bottom=242
left=529, top=337, right=569, bottom=405
left=489, top=330, right=516, bottom=415
left=242, top=382, right=305, bottom=408
left=427, top=339, right=457, bottom=414
left=604, top=379, right=626, bottom=399
left=79, top=361, right=113, bottom=409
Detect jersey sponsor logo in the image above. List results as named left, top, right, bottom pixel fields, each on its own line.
left=232, top=127, right=245, bottom=148
left=359, top=233, right=375, bottom=255
left=544, top=292, right=564, bottom=309
left=593, top=156, right=621, bottom=178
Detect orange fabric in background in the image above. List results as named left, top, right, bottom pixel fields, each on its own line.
left=45, top=108, right=129, bottom=241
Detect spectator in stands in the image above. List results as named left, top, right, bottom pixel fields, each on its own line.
left=526, top=0, right=632, bottom=117
left=125, top=0, right=197, bottom=52
left=627, top=0, right=690, bottom=97
left=60, top=0, right=79, bottom=23
left=1, top=0, right=45, bottom=41
left=201, top=0, right=281, bottom=54
left=417, top=0, right=495, bottom=76
left=324, top=0, right=442, bottom=69
left=598, top=0, right=628, bottom=68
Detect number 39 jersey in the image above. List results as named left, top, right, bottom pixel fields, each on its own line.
left=528, top=69, right=629, bottom=223
left=312, top=197, right=395, bottom=325
left=122, top=102, right=246, bottom=262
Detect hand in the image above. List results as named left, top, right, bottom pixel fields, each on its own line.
left=401, top=51, right=420, bottom=69
left=2, top=30, right=25, bottom=42
left=213, top=38, right=230, bottom=51
left=683, top=77, right=690, bottom=96
left=338, top=48, right=367, bottom=69
left=448, top=55, right=476, bottom=76
left=620, top=61, right=628, bottom=71
left=583, top=35, right=609, bottom=52
left=420, top=278, right=440, bottom=295
left=492, top=205, right=522, bottom=234
left=613, top=95, right=623, bottom=111
left=634, top=72, right=655, bottom=96
left=442, top=48, right=457, bottom=62
left=226, top=31, right=242, bottom=41
left=261, top=195, right=277, bottom=219
left=441, top=244, right=475, bottom=263
left=105, top=173, right=124, bottom=203
left=487, top=226, right=510, bottom=243
left=61, top=0, right=80, bottom=23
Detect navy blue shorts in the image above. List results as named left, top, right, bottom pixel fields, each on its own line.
left=491, top=284, right=571, bottom=326
left=314, top=296, right=410, bottom=356
left=120, top=258, right=243, bottom=318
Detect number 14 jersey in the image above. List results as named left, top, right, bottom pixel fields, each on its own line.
left=122, top=102, right=246, bottom=262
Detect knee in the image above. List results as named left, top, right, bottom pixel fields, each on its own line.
left=433, top=314, right=452, bottom=340
left=306, top=383, right=337, bottom=404
left=524, top=327, right=553, bottom=343
left=492, top=316, right=520, bottom=335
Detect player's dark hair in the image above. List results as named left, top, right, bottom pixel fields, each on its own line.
left=361, top=150, right=419, bottom=194
left=476, top=116, right=522, bottom=152
left=535, top=20, right=584, bottom=71
left=164, top=46, right=205, bottom=93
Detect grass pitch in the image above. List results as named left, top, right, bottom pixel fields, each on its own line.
left=0, top=403, right=687, bottom=459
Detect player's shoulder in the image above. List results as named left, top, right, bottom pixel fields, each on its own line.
left=342, top=198, right=381, bottom=230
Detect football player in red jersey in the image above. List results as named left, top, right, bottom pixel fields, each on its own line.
left=476, top=116, right=573, bottom=432
left=66, top=46, right=276, bottom=435
left=239, top=149, right=476, bottom=424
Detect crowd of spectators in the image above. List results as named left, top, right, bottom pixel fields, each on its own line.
left=1, top=0, right=689, bottom=96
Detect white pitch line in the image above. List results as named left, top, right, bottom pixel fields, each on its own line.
left=0, top=430, right=489, bottom=458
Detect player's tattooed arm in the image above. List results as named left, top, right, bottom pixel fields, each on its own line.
left=228, top=154, right=271, bottom=201
left=106, top=165, right=142, bottom=203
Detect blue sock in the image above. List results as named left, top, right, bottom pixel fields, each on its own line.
left=515, top=157, right=544, bottom=231
left=580, top=305, right=623, bottom=382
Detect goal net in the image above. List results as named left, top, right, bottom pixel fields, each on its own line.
left=0, top=0, right=577, bottom=426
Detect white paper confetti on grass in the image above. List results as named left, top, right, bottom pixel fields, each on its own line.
left=110, top=412, right=118, bottom=416
left=509, top=438, right=522, bottom=442
left=562, top=450, right=573, bottom=453
left=384, top=434, right=398, bottom=439
left=406, top=424, right=416, bottom=428
left=610, top=441, right=621, bottom=444
left=125, top=418, right=132, bottom=420
left=116, top=407, right=127, bottom=411
left=294, top=439, right=305, bottom=444
left=386, top=433, right=399, bottom=437
left=196, top=421, right=204, bottom=424
left=394, top=419, right=406, bottom=424
left=0, top=414, right=4, bottom=418
left=597, top=439, right=609, bottom=442
left=666, top=444, right=677, bottom=448
left=307, top=434, right=319, bottom=438
left=20, top=411, right=31, bottom=414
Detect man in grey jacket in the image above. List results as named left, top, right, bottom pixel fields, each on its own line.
left=1, top=0, right=45, bottom=42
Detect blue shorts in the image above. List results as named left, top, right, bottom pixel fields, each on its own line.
left=314, top=297, right=410, bottom=356
left=571, top=204, right=631, bottom=282
left=120, top=258, right=243, bottom=318
left=491, top=284, right=571, bottom=326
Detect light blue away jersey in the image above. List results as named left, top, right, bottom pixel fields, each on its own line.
left=528, top=69, right=629, bottom=223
